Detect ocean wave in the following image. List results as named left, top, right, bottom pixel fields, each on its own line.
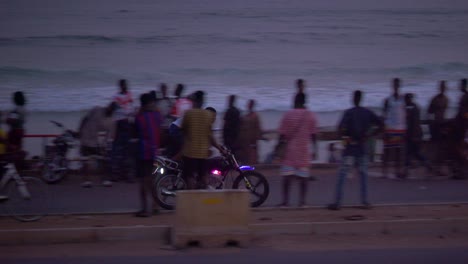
left=380, top=32, right=442, bottom=39
left=0, top=66, right=121, bottom=79
left=365, top=9, right=468, bottom=16
left=0, top=34, right=261, bottom=46
left=300, top=62, right=468, bottom=76
left=0, top=35, right=124, bottom=45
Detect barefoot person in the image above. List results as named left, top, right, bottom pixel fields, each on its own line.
left=328, top=90, right=383, bottom=210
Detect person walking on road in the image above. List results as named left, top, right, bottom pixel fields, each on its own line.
left=328, top=90, right=384, bottom=210
left=277, top=93, right=318, bottom=207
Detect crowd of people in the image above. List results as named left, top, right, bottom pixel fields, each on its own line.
left=0, top=77, right=466, bottom=213
left=266, top=77, right=466, bottom=209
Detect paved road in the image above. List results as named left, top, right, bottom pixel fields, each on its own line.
left=5, top=167, right=468, bottom=215
left=2, top=235, right=468, bottom=264
left=3, top=248, right=468, bottom=264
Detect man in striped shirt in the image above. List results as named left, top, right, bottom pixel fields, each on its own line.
left=134, top=93, right=162, bottom=217
left=181, top=91, right=223, bottom=189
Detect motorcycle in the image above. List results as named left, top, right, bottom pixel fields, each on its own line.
left=152, top=148, right=269, bottom=210
left=40, top=121, right=78, bottom=184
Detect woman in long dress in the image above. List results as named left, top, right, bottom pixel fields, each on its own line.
left=238, top=100, right=263, bottom=164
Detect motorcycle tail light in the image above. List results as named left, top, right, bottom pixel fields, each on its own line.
left=211, top=169, right=221, bottom=176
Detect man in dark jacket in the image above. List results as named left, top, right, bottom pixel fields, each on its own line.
left=328, top=90, right=383, bottom=210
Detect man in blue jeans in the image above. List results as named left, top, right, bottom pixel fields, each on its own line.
left=328, top=90, right=384, bottom=210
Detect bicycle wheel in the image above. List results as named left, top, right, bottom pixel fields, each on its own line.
left=6, top=177, right=49, bottom=222
left=152, top=174, right=186, bottom=210
left=232, top=171, right=269, bottom=207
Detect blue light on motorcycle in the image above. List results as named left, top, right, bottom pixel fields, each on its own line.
left=239, top=165, right=255, bottom=171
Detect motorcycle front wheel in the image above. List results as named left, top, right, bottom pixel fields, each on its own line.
left=152, top=174, right=186, bottom=210
left=232, top=171, right=269, bottom=207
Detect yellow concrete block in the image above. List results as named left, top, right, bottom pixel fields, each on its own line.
left=173, top=190, right=250, bottom=248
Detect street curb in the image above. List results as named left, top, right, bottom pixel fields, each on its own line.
left=1, top=218, right=467, bottom=246
left=0, top=225, right=171, bottom=246
left=251, top=217, right=468, bottom=236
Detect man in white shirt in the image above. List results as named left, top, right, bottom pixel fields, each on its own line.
left=381, top=78, right=406, bottom=179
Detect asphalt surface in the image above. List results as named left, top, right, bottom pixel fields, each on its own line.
left=2, top=235, right=468, bottom=264
left=3, top=166, right=468, bottom=215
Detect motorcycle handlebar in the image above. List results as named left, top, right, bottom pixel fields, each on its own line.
left=50, top=120, right=64, bottom=128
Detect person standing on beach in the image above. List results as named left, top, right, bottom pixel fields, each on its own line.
left=381, top=78, right=406, bottom=179
left=238, top=99, right=264, bottom=164
left=277, top=93, right=317, bottom=207
left=328, top=90, right=383, bottom=210
left=134, top=93, right=162, bottom=217
left=427, top=80, right=449, bottom=175
left=223, top=95, right=241, bottom=155
left=111, top=79, right=134, bottom=182
left=181, top=91, right=224, bottom=189
left=403, top=93, right=432, bottom=179
left=78, top=102, right=117, bottom=188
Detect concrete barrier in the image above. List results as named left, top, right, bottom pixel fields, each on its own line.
left=172, top=190, right=250, bottom=248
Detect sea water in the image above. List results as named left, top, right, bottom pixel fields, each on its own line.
left=1, top=0, right=467, bottom=118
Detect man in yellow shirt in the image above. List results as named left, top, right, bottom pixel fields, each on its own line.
left=181, top=91, right=223, bottom=189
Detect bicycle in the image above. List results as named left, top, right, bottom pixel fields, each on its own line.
left=0, top=161, right=49, bottom=222
left=152, top=148, right=269, bottom=210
